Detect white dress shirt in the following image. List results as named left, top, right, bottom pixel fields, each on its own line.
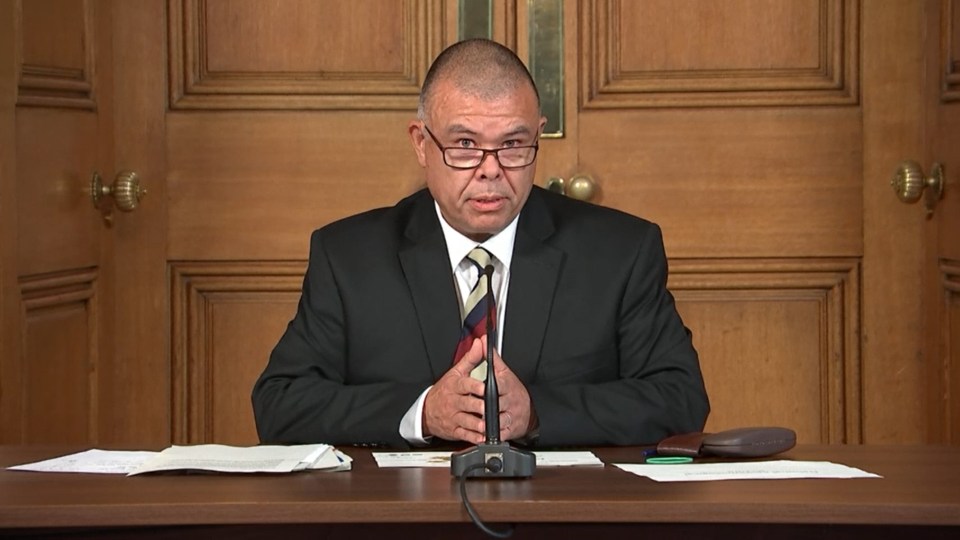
left=398, top=203, right=518, bottom=445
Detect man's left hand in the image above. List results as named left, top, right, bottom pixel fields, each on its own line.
left=486, top=337, right=538, bottom=441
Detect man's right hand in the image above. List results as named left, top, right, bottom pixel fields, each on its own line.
left=422, top=338, right=487, bottom=443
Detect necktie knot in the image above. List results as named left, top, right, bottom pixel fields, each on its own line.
left=453, top=247, right=497, bottom=379
left=466, top=247, right=492, bottom=271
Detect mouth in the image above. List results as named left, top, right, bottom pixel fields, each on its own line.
left=468, top=195, right=507, bottom=212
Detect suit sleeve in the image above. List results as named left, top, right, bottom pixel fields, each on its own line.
left=526, top=224, right=709, bottom=447
left=251, top=230, right=425, bottom=448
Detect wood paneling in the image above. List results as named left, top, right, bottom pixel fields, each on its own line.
left=670, top=259, right=860, bottom=443
left=0, top=0, right=18, bottom=448
left=577, top=1, right=869, bottom=442
left=579, top=107, right=862, bottom=258
left=938, top=1, right=960, bottom=444
left=17, top=0, right=95, bottom=109
left=3, top=0, right=109, bottom=446
left=580, top=0, right=858, bottom=108
left=76, top=0, right=956, bottom=449
left=166, top=112, right=426, bottom=260
left=98, top=0, right=170, bottom=447
left=945, top=261, right=960, bottom=443
left=168, top=0, right=446, bottom=110
left=946, top=0, right=960, bottom=100
left=16, top=109, right=101, bottom=276
left=11, top=270, right=98, bottom=444
left=171, top=262, right=304, bottom=445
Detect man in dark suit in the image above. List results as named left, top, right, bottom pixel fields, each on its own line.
left=252, top=39, right=709, bottom=449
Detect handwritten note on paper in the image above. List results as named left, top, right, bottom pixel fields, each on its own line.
left=8, top=449, right=158, bottom=475
left=613, top=460, right=882, bottom=482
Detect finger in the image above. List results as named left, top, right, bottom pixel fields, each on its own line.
left=491, top=354, right=517, bottom=387
left=453, top=426, right=485, bottom=445
left=457, top=375, right=486, bottom=398
left=453, top=412, right=485, bottom=436
left=453, top=338, right=486, bottom=375
left=458, top=392, right=485, bottom=415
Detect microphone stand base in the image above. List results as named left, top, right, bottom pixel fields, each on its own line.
left=450, top=443, right=536, bottom=478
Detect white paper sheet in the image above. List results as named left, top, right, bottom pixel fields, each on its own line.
left=613, top=460, right=882, bottom=482
left=7, top=445, right=352, bottom=475
left=372, top=450, right=603, bottom=468
left=8, top=449, right=158, bottom=474
left=129, top=443, right=349, bottom=475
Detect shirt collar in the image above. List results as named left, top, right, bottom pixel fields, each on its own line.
left=435, top=202, right=518, bottom=271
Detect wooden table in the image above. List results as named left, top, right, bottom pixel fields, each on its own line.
left=1, top=445, right=957, bottom=538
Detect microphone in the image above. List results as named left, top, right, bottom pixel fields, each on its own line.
left=451, top=264, right=536, bottom=478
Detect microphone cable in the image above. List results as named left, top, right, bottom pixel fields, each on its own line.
left=457, top=459, right=514, bottom=538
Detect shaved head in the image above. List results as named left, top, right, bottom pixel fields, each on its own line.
left=418, top=39, right=540, bottom=120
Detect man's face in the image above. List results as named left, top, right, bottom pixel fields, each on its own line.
left=409, top=79, right=546, bottom=241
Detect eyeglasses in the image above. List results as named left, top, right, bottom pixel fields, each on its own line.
left=422, top=125, right=539, bottom=170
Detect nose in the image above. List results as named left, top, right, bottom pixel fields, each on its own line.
left=476, top=151, right=503, bottom=180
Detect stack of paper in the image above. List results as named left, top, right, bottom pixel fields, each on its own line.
left=7, top=444, right=352, bottom=475
left=129, top=444, right=351, bottom=475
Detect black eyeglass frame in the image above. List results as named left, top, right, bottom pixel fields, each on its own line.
left=422, top=124, right=539, bottom=170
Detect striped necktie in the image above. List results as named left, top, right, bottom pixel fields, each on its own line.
left=452, top=247, right=496, bottom=380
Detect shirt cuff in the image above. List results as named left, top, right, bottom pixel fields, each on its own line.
left=399, top=386, right=433, bottom=446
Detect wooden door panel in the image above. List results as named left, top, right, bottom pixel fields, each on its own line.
left=16, top=110, right=100, bottom=276
left=165, top=0, right=445, bottom=262
left=933, top=0, right=960, bottom=443
left=166, top=112, right=424, bottom=260
left=578, top=108, right=862, bottom=258
left=168, top=0, right=440, bottom=111
left=21, top=271, right=97, bottom=444
left=672, top=259, right=860, bottom=443
left=1, top=0, right=108, bottom=445
left=162, top=1, right=451, bottom=443
left=578, top=1, right=862, bottom=442
left=171, top=262, right=303, bottom=445
left=580, top=0, right=858, bottom=108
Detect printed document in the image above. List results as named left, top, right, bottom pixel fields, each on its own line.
left=7, top=444, right=352, bottom=475
left=613, top=460, right=881, bottom=482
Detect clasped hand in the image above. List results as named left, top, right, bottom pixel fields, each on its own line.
left=423, top=336, right=535, bottom=444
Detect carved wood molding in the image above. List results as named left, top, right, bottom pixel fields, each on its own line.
left=944, top=0, right=960, bottom=101
left=170, top=261, right=306, bottom=444
left=668, top=258, right=861, bottom=443
left=15, top=268, right=99, bottom=442
left=15, top=0, right=96, bottom=109
left=167, top=0, right=446, bottom=110
left=580, top=0, right=860, bottom=109
left=20, top=267, right=97, bottom=309
left=941, top=259, right=960, bottom=442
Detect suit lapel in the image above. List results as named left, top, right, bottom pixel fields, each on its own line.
left=503, top=189, right=562, bottom=381
left=398, top=192, right=462, bottom=380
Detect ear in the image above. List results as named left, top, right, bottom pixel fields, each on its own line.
left=408, top=121, right=428, bottom=167
left=538, top=116, right=548, bottom=136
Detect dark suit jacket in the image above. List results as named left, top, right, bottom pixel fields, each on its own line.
left=252, top=186, right=709, bottom=448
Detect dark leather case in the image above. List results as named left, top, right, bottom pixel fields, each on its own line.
left=656, top=427, right=796, bottom=458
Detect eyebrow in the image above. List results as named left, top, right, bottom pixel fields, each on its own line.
left=445, top=123, right=534, bottom=139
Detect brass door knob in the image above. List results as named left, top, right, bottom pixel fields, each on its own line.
left=91, top=171, right=146, bottom=212
left=545, top=174, right=598, bottom=201
left=891, top=161, right=943, bottom=217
